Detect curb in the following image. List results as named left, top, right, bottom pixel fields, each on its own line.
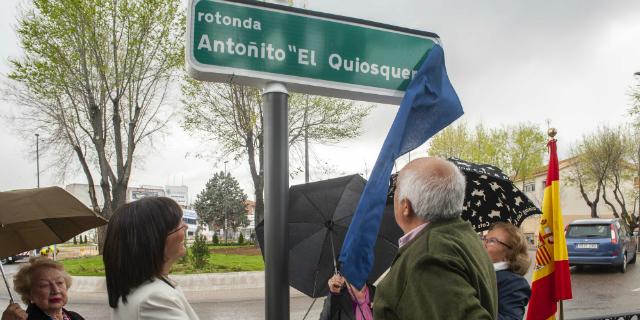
left=3, top=271, right=311, bottom=303
left=70, top=271, right=266, bottom=293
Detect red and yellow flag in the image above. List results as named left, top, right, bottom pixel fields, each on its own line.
left=526, top=138, right=572, bottom=320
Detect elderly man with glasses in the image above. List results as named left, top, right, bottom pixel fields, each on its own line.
left=373, top=157, right=498, bottom=320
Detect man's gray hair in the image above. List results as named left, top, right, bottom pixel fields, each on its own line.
left=396, top=160, right=466, bottom=222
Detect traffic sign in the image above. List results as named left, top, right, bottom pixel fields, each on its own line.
left=187, top=0, right=440, bottom=104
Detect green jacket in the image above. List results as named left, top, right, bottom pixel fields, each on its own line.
left=373, top=217, right=498, bottom=320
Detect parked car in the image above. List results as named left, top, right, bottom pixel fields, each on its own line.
left=0, top=251, right=30, bottom=265
left=566, top=218, right=637, bottom=273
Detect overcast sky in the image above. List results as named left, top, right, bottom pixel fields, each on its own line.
left=1, top=0, right=640, bottom=203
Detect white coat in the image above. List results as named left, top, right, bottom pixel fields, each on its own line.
left=111, top=277, right=200, bottom=320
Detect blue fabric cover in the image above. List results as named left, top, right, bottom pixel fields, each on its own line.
left=338, top=44, right=464, bottom=289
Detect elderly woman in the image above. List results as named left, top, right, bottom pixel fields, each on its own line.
left=103, top=197, right=199, bottom=320
left=483, top=222, right=532, bottom=320
left=1, top=257, right=84, bottom=320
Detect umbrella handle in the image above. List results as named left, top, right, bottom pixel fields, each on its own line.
left=329, top=231, right=338, bottom=275
left=0, top=262, right=14, bottom=304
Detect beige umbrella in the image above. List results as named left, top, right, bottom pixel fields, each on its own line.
left=0, top=186, right=107, bottom=302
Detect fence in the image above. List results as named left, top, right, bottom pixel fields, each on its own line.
left=574, top=312, right=640, bottom=320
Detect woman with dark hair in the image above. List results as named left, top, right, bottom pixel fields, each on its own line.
left=103, top=197, right=199, bottom=320
left=483, top=222, right=532, bottom=320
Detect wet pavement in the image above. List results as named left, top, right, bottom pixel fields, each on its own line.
left=2, top=250, right=640, bottom=319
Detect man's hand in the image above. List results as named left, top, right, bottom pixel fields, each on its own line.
left=328, top=274, right=345, bottom=294
left=1, top=303, right=27, bottom=320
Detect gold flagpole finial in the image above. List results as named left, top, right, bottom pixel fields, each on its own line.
left=548, top=128, right=557, bottom=139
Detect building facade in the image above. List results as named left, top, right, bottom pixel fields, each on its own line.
left=65, top=183, right=207, bottom=240
left=515, top=157, right=638, bottom=243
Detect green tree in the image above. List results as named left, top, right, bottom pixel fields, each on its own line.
left=5, top=0, right=184, bottom=251
left=194, top=171, right=249, bottom=243
left=190, top=229, right=210, bottom=269
left=181, top=81, right=371, bottom=224
left=428, top=121, right=544, bottom=178
left=238, top=233, right=245, bottom=245
left=427, top=121, right=472, bottom=160
left=506, top=123, right=547, bottom=187
left=212, top=233, right=220, bottom=245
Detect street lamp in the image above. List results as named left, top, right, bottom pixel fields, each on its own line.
left=35, top=133, right=40, bottom=188
left=224, top=161, right=229, bottom=244
left=634, top=72, right=640, bottom=220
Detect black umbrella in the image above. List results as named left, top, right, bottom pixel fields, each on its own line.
left=447, top=157, right=542, bottom=231
left=256, top=174, right=403, bottom=298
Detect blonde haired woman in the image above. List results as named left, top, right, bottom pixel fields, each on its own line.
left=483, top=222, right=531, bottom=320
left=1, top=256, right=84, bottom=320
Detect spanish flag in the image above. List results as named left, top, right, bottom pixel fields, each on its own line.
left=526, top=138, right=572, bottom=320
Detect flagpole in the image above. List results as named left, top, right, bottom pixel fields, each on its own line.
left=549, top=127, right=565, bottom=320
left=528, top=127, right=572, bottom=320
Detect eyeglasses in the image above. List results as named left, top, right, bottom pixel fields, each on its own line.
left=387, top=173, right=398, bottom=201
left=168, top=222, right=187, bottom=235
left=482, top=236, right=512, bottom=249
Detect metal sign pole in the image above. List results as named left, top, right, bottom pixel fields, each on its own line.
left=263, top=82, right=290, bottom=320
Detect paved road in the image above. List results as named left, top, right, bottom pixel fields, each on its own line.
left=1, top=261, right=325, bottom=320
left=3, top=252, right=640, bottom=319
left=1, top=262, right=21, bottom=277
left=562, top=263, right=640, bottom=319
left=59, top=296, right=324, bottom=320
left=521, top=251, right=640, bottom=319
left=1, top=289, right=325, bottom=320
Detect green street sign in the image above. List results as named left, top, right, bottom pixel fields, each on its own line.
left=186, top=0, right=440, bottom=104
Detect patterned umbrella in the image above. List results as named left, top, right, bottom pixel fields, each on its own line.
left=388, top=158, right=541, bottom=232
left=448, top=157, right=541, bottom=231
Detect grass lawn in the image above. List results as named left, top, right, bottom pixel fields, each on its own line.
left=61, top=252, right=264, bottom=276
left=61, top=256, right=105, bottom=276
left=171, top=254, right=264, bottom=274
left=206, top=244, right=255, bottom=249
left=59, top=243, right=97, bottom=248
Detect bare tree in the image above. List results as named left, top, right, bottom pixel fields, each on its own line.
left=181, top=80, right=371, bottom=224
left=5, top=0, right=184, bottom=250
left=628, top=78, right=640, bottom=225
left=600, top=126, right=638, bottom=228
left=567, top=126, right=624, bottom=218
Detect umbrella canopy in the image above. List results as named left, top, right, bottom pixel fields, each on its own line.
left=0, top=186, right=108, bottom=258
left=256, top=174, right=403, bottom=298
left=448, top=157, right=541, bottom=231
